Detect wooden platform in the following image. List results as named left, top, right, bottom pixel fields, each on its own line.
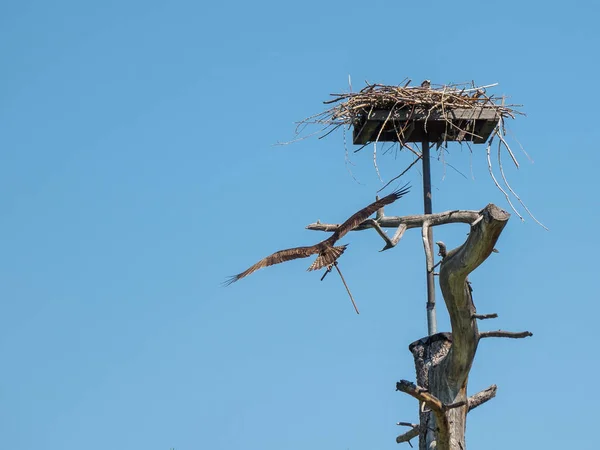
left=352, top=107, right=500, bottom=145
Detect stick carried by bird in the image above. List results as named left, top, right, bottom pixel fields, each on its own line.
left=320, top=261, right=359, bottom=314
left=223, top=183, right=411, bottom=311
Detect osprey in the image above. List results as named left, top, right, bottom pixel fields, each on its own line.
left=224, top=183, right=410, bottom=285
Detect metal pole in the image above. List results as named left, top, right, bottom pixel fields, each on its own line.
left=422, top=140, right=437, bottom=335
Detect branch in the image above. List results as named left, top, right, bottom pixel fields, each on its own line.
left=479, top=330, right=533, bottom=339
left=396, top=380, right=443, bottom=412
left=332, top=262, right=360, bottom=315
left=467, top=385, right=497, bottom=412
left=381, top=223, right=408, bottom=251
left=396, top=422, right=420, bottom=428
left=422, top=221, right=434, bottom=273
left=396, top=380, right=449, bottom=445
left=306, top=210, right=481, bottom=234
left=396, top=424, right=420, bottom=446
left=471, top=313, right=498, bottom=320
left=307, top=210, right=481, bottom=252
left=365, top=218, right=411, bottom=252
left=397, top=422, right=419, bottom=427
left=364, top=219, right=394, bottom=248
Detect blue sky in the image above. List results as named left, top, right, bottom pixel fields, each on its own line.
left=1, top=1, right=597, bottom=449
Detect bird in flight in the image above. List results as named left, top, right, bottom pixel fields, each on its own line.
left=223, top=183, right=410, bottom=286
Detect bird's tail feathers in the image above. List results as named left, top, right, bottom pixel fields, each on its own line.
left=308, top=245, right=348, bottom=271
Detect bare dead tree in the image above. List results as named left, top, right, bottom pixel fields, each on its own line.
left=307, top=203, right=532, bottom=449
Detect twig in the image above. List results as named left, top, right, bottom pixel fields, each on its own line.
left=372, top=106, right=400, bottom=182
left=275, top=127, right=325, bottom=146
left=479, top=330, right=532, bottom=339
left=471, top=313, right=498, bottom=320
left=397, top=422, right=419, bottom=427
left=373, top=142, right=383, bottom=182
left=343, top=127, right=363, bottom=185
left=377, top=155, right=422, bottom=193
left=317, top=125, right=341, bottom=140
left=443, top=159, right=469, bottom=180
left=402, top=142, right=422, bottom=159
left=459, top=83, right=499, bottom=92
left=506, top=128, right=533, bottom=163
left=352, top=142, right=370, bottom=154
left=494, top=111, right=519, bottom=169
left=333, top=262, right=359, bottom=314
left=496, top=133, right=548, bottom=230
left=486, top=135, right=524, bottom=222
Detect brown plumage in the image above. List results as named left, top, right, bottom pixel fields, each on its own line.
left=224, top=183, right=410, bottom=285
left=222, top=243, right=348, bottom=286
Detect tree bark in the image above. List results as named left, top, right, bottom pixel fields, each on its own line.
left=403, top=204, right=510, bottom=450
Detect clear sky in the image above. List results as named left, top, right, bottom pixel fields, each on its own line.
left=1, top=1, right=597, bottom=449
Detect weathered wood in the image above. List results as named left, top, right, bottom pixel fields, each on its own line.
left=307, top=205, right=532, bottom=449
left=472, top=313, right=498, bottom=320
left=404, top=204, right=510, bottom=450
left=363, top=108, right=499, bottom=122
left=408, top=334, right=453, bottom=450
left=467, top=385, right=497, bottom=412
left=306, top=209, right=481, bottom=250
left=396, top=424, right=420, bottom=445
left=479, top=330, right=533, bottom=339
left=306, top=210, right=480, bottom=231
left=352, top=107, right=499, bottom=145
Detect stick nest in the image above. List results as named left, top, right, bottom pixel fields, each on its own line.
left=288, top=80, right=545, bottom=229
left=299, top=81, right=522, bottom=140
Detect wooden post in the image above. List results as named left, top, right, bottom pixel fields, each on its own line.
left=422, top=140, right=437, bottom=335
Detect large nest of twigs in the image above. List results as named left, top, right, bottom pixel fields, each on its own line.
left=330, top=82, right=518, bottom=117
left=290, top=80, right=545, bottom=228
left=302, top=81, right=522, bottom=145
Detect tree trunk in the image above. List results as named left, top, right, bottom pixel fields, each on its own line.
left=306, top=202, right=531, bottom=448
left=398, top=204, right=511, bottom=450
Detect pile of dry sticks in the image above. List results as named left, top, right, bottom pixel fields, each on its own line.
left=300, top=80, right=522, bottom=142
left=294, top=80, right=545, bottom=228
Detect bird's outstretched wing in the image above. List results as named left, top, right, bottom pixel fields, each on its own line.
left=223, top=245, right=320, bottom=286
left=330, top=183, right=411, bottom=242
